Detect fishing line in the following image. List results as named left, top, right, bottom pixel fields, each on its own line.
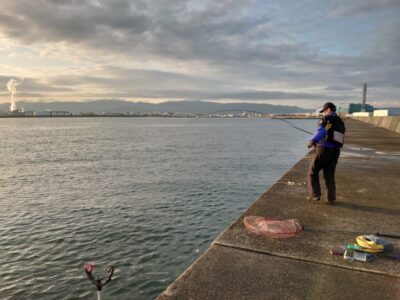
left=274, top=118, right=314, bottom=135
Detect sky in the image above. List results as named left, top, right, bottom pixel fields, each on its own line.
left=0, top=0, right=399, bottom=109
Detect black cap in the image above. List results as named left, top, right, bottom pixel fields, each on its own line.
left=319, top=102, right=336, bottom=113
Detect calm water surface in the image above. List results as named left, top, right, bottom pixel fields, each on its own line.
left=0, top=117, right=315, bottom=299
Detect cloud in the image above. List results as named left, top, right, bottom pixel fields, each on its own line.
left=46, top=66, right=328, bottom=100
left=0, top=0, right=275, bottom=62
left=331, top=0, right=400, bottom=16
left=92, top=89, right=327, bottom=101
left=324, top=86, right=355, bottom=91
left=0, top=75, right=72, bottom=93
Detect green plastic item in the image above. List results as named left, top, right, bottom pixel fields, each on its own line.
left=346, top=244, right=382, bottom=253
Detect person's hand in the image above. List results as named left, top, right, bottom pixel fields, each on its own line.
left=307, top=141, right=315, bottom=149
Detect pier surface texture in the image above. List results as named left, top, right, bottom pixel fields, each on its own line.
left=157, top=118, right=400, bottom=300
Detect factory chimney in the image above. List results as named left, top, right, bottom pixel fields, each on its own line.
left=362, top=83, right=367, bottom=112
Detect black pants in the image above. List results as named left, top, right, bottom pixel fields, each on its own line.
left=307, top=145, right=340, bottom=203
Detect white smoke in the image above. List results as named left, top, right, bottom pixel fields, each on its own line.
left=7, top=78, right=23, bottom=112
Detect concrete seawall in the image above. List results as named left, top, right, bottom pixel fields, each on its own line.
left=351, top=116, right=400, bottom=133
left=157, top=118, right=400, bottom=300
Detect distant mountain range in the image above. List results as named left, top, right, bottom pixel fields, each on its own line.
left=0, top=100, right=312, bottom=114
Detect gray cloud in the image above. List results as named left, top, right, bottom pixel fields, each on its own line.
left=325, top=86, right=355, bottom=91
left=94, top=89, right=327, bottom=101
left=0, top=0, right=150, bottom=45
left=0, top=75, right=72, bottom=93
left=0, top=0, right=274, bottom=62
left=48, top=66, right=227, bottom=91
left=45, top=65, right=333, bottom=102
left=331, top=0, right=400, bottom=16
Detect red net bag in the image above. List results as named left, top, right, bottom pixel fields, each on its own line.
left=244, top=216, right=303, bottom=238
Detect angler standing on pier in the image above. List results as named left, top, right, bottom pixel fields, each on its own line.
left=307, top=102, right=345, bottom=205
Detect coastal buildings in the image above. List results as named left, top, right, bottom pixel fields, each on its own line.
left=338, top=103, right=374, bottom=115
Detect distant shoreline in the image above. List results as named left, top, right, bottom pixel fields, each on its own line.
left=0, top=114, right=320, bottom=119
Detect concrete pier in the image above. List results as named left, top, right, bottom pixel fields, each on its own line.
left=157, top=118, right=400, bottom=300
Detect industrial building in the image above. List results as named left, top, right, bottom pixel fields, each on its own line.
left=337, top=103, right=374, bottom=115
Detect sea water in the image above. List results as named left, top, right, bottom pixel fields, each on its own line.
left=0, top=117, right=316, bottom=299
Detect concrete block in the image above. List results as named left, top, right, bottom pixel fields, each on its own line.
left=374, top=110, right=389, bottom=117
left=351, top=116, right=400, bottom=134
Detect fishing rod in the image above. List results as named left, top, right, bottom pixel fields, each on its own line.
left=274, top=117, right=314, bottom=135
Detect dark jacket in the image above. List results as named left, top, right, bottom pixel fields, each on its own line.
left=311, top=112, right=344, bottom=148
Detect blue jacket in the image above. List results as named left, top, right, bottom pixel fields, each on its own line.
left=311, top=112, right=338, bottom=148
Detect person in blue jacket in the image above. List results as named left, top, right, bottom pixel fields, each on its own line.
left=307, top=102, right=345, bottom=205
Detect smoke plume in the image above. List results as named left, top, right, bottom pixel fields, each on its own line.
left=7, top=78, right=22, bottom=111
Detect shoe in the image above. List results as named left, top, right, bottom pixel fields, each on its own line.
left=325, top=200, right=336, bottom=205
left=307, top=195, right=320, bottom=201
